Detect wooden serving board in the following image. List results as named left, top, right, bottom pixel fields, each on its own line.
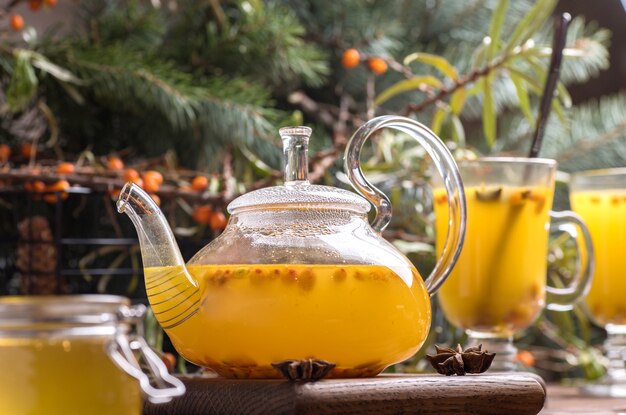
left=143, top=373, right=546, bottom=415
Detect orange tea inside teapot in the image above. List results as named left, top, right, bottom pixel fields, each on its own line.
left=118, top=116, right=466, bottom=379
left=146, top=264, right=429, bottom=378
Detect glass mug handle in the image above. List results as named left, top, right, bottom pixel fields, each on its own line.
left=546, top=210, right=595, bottom=311
left=344, top=115, right=467, bottom=295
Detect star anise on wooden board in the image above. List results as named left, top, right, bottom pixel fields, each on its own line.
left=272, top=359, right=336, bottom=381
left=425, top=344, right=496, bottom=376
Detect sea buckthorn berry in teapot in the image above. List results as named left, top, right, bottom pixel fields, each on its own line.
left=117, top=115, right=467, bottom=379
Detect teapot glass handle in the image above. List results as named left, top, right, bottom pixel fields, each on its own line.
left=344, top=115, right=467, bottom=295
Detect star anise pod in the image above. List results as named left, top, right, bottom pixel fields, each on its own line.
left=425, top=344, right=496, bottom=376
left=272, top=359, right=336, bottom=381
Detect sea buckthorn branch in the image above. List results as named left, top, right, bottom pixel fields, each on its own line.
left=401, top=41, right=540, bottom=116
left=0, top=0, right=21, bottom=17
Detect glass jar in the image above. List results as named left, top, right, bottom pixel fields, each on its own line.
left=0, top=295, right=185, bottom=415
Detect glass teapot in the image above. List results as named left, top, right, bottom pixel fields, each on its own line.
left=117, top=115, right=466, bottom=379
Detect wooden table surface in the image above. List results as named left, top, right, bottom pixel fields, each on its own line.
left=542, top=385, right=626, bottom=414
left=144, top=374, right=626, bottom=414
left=144, top=373, right=546, bottom=415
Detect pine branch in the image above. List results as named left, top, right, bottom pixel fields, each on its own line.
left=166, top=0, right=329, bottom=89
left=543, top=93, right=626, bottom=171
left=476, top=93, right=626, bottom=162
left=556, top=120, right=626, bottom=163
left=79, top=0, right=166, bottom=52
left=49, top=44, right=278, bottom=152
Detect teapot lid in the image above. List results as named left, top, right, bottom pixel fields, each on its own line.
left=228, top=127, right=371, bottom=214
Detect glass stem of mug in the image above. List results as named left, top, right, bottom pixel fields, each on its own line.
left=580, top=325, right=626, bottom=397
left=466, top=332, right=518, bottom=372
left=604, top=325, right=626, bottom=381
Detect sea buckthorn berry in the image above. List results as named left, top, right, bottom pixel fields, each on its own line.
left=109, top=188, right=121, bottom=199
left=528, top=191, right=545, bottom=204
left=10, top=15, right=24, bottom=32
left=28, top=0, right=43, bottom=10
left=509, top=190, right=529, bottom=206
left=0, top=144, right=11, bottom=162
left=143, top=170, right=163, bottom=185
left=25, top=180, right=46, bottom=193
left=56, top=162, right=75, bottom=175
left=298, top=268, right=316, bottom=291
left=333, top=268, right=347, bottom=282
left=367, top=57, right=388, bottom=75
left=44, top=0, right=57, bottom=6
left=341, top=48, right=361, bottom=69
left=33, top=180, right=46, bottom=192
left=191, top=175, right=209, bottom=191
left=516, top=350, right=535, bottom=367
left=434, top=193, right=448, bottom=205
left=161, top=353, right=176, bottom=372
left=106, top=156, right=124, bottom=171
left=192, top=205, right=213, bottom=225
left=44, top=180, right=70, bottom=203
left=143, top=170, right=163, bottom=193
left=123, top=168, right=140, bottom=182
left=209, top=211, right=227, bottom=231
left=150, top=193, right=161, bottom=206
left=143, top=178, right=159, bottom=193
left=20, top=143, right=35, bottom=159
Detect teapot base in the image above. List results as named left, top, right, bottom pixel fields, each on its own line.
left=207, top=361, right=386, bottom=379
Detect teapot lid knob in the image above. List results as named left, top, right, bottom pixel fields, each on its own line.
left=227, top=125, right=370, bottom=214
left=279, top=126, right=312, bottom=185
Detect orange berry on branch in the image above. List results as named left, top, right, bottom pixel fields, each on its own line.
left=191, top=175, right=209, bottom=191
left=123, top=168, right=140, bottom=182
left=143, top=170, right=163, bottom=185
left=57, top=162, right=75, bottom=175
left=28, top=0, right=43, bottom=10
left=515, top=350, right=535, bottom=367
left=20, top=143, right=35, bottom=159
left=44, top=0, right=57, bottom=6
left=0, top=144, right=11, bottom=162
left=209, top=211, right=227, bottom=231
left=143, top=178, right=159, bottom=193
left=32, top=180, right=46, bottom=192
left=341, top=48, right=361, bottom=69
left=44, top=180, right=70, bottom=203
left=109, top=188, right=121, bottom=199
left=106, top=156, right=124, bottom=171
left=24, top=180, right=45, bottom=193
left=150, top=193, right=161, bottom=206
left=192, top=205, right=213, bottom=225
left=24, top=179, right=45, bottom=200
left=143, top=170, right=163, bottom=193
left=10, top=15, right=24, bottom=32
left=161, top=352, right=177, bottom=373
left=367, top=57, right=388, bottom=75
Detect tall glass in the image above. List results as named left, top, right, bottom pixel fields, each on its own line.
left=571, top=168, right=626, bottom=396
left=433, top=158, right=594, bottom=371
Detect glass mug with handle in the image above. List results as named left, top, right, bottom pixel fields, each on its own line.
left=571, top=168, right=626, bottom=397
left=433, top=157, right=594, bottom=371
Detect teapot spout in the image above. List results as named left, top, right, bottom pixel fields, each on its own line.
left=117, top=183, right=188, bottom=270
left=117, top=183, right=200, bottom=330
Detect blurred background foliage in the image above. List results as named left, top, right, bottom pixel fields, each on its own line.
left=0, top=0, right=625, bottom=380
